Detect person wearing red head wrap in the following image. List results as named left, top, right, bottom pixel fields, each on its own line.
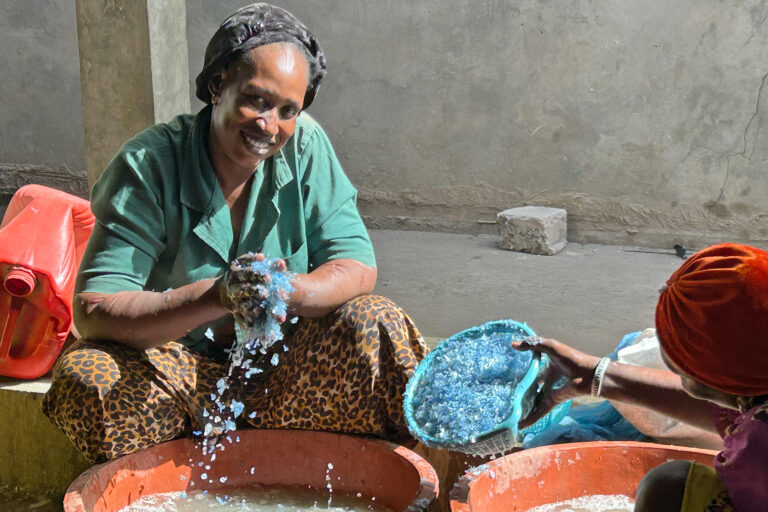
left=656, top=242, right=768, bottom=397
left=512, top=243, right=768, bottom=512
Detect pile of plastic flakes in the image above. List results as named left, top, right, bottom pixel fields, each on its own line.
left=524, top=494, right=634, bottom=511
left=193, top=255, right=295, bottom=456
left=410, top=330, right=536, bottom=445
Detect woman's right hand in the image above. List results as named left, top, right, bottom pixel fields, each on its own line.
left=512, top=337, right=601, bottom=428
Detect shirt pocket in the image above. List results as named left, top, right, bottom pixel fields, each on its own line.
left=281, top=242, right=308, bottom=274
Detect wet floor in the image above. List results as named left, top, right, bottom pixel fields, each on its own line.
left=0, top=486, right=62, bottom=512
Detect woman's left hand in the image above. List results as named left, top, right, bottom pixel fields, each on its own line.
left=218, top=252, right=288, bottom=325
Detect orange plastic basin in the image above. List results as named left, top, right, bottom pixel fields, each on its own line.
left=449, top=441, right=717, bottom=512
left=64, top=430, right=438, bottom=512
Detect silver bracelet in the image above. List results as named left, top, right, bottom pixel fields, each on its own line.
left=590, top=357, right=612, bottom=398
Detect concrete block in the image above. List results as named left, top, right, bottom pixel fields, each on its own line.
left=496, top=206, right=567, bottom=255
left=0, top=378, right=91, bottom=497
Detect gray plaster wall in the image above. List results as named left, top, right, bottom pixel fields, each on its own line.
left=0, top=0, right=88, bottom=200
left=187, top=1, right=768, bottom=248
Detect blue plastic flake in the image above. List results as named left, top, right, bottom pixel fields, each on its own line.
left=271, top=353, right=280, bottom=366
left=204, top=328, right=215, bottom=340
left=231, top=400, right=245, bottom=419
left=245, top=367, right=263, bottom=378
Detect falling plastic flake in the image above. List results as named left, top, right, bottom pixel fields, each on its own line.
left=271, top=353, right=280, bottom=366
left=231, top=399, right=245, bottom=419
left=194, top=256, right=293, bottom=464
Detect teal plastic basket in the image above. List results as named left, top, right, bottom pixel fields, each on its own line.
left=404, top=320, right=572, bottom=457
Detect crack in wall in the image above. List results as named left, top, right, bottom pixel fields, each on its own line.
left=742, top=0, right=768, bottom=48
left=709, top=68, right=768, bottom=206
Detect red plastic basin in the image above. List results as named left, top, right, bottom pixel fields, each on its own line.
left=449, top=441, right=717, bottom=512
left=64, top=430, right=438, bottom=512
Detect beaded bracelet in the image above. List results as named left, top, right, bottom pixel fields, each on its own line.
left=590, top=357, right=612, bottom=398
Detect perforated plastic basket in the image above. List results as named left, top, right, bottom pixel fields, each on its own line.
left=404, top=320, right=571, bottom=457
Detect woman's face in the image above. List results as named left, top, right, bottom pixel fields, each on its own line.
left=660, top=348, right=739, bottom=410
left=209, top=43, right=309, bottom=173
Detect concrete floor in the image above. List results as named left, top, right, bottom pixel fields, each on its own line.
left=370, top=229, right=686, bottom=356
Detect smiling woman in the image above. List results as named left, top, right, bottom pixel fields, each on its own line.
left=41, top=3, right=427, bottom=464
left=208, top=43, right=309, bottom=177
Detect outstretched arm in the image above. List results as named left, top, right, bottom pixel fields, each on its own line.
left=514, top=338, right=718, bottom=433
left=75, top=277, right=229, bottom=351
left=289, top=258, right=376, bottom=317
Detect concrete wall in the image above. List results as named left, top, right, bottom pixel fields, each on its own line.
left=187, top=0, right=768, bottom=248
left=0, top=0, right=88, bottom=202
left=76, top=0, right=191, bottom=186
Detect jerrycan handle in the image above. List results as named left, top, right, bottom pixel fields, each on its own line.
left=5, top=266, right=36, bottom=297
left=0, top=267, right=36, bottom=359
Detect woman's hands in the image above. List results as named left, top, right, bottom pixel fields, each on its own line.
left=512, top=337, right=601, bottom=428
left=217, top=252, right=288, bottom=326
left=218, top=254, right=376, bottom=320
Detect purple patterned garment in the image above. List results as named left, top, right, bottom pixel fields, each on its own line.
left=711, top=400, right=768, bottom=512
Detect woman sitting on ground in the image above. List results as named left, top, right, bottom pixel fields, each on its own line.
left=42, top=3, right=425, bottom=463
left=515, top=243, right=768, bottom=512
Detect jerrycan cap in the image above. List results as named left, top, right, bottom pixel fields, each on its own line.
left=5, top=266, right=37, bottom=297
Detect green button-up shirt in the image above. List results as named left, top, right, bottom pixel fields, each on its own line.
left=77, top=105, right=375, bottom=357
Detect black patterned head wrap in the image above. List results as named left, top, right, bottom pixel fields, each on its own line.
left=195, top=3, right=326, bottom=109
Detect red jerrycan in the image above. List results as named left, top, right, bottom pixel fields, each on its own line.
left=0, top=185, right=95, bottom=379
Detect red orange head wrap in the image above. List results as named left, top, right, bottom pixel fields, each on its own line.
left=656, top=243, right=768, bottom=396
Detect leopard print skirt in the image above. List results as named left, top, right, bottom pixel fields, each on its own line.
left=42, top=295, right=426, bottom=463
